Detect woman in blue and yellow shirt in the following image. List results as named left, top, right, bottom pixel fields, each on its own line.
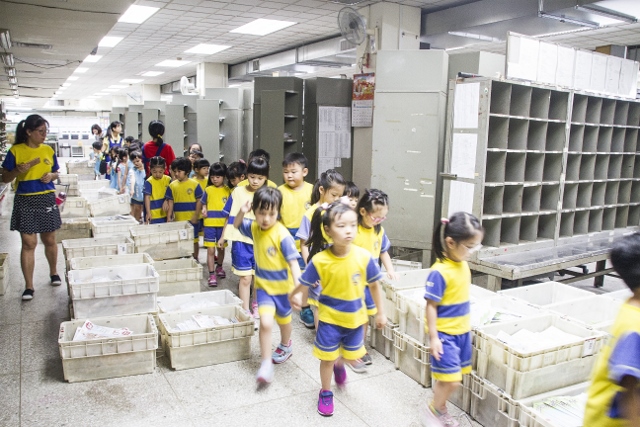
left=1, top=115, right=62, bottom=301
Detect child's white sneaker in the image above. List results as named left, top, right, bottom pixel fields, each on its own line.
left=256, top=360, right=274, bottom=384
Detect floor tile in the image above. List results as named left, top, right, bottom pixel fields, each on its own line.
left=0, top=374, right=20, bottom=426
left=20, top=317, right=66, bottom=374
left=0, top=323, right=21, bottom=375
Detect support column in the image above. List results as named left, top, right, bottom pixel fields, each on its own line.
left=142, top=84, right=161, bottom=102
left=196, top=62, right=227, bottom=96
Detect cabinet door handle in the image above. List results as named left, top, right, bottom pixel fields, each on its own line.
left=440, top=173, right=457, bottom=180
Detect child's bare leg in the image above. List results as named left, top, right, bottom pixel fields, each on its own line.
left=217, top=247, right=225, bottom=265
left=193, top=242, right=199, bottom=260
left=320, top=360, right=336, bottom=390
left=207, top=246, right=216, bottom=273
left=432, top=380, right=460, bottom=413
left=238, top=275, right=252, bottom=311
left=279, top=320, right=292, bottom=347
left=260, top=313, right=274, bottom=360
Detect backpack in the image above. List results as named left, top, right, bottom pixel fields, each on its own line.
left=98, top=153, right=108, bottom=174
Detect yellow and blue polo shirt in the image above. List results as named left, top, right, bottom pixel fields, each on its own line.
left=2, top=143, right=59, bottom=195
left=143, top=175, right=171, bottom=223
left=202, top=185, right=232, bottom=228
left=278, top=182, right=313, bottom=251
left=165, top=178, right=203, bottom=222
left=424, top=258, right=471, bottom=336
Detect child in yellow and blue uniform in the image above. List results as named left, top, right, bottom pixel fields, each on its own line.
left=421, top=212, right=483, bottom=427
left=289, top=201, right=385, bottom=417
left=202, top=162, right=231, bottom=287
left=584, top=232, right=640, bottom=427
left=234, top=186, right=301, bottom=384
left=143, top=156, right=171, bottom=224
left=165, top=157, right=204, bottom=260
left=353, top=188, right=398, bottom=368
left=193, top=158, right=209, bottom=243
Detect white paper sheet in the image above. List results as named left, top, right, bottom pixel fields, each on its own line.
left=450, top=133, right=477, bottom=180
left=447, top=181, right=475, bottom=216
left=453, top=82, right=480, bottom=129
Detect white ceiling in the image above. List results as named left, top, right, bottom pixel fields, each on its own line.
left=1, top=0, right=640, bottom=110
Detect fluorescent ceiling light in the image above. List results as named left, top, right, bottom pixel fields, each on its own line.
left=538, top=11, right=600, bottom=28
left=575, top=4, right=637, bottom=23
left=230, top=19, right=296, bottom=36
left=8, top=76, right=17, bottom=84
left=103, top=89, right=120, bottom=92
left=1, top=53, right=14, bottom=67
left=67, top=76, right=79, bottom=81
left=74, top=67, right=89, bottom=73
left=120, top=78, right=144, bottom=83
left=62, top=83, right=71, bottom=87
left=94, top=93, right=109, bottom=96
left=99, top=36, right=124, bottom=47
left=139, top=71, right=164, bottom=77
left=8, top=107, right=33, bottom=111
left=118, top=5, right=159, bottom=24
left=448, top=31, right=504, bottom=43
left=5, top=67, right=16, bottom=77
left=109, top=84, right=127, bottom=88
left=84, top=55, right=102, bottom=63
left=155, top=59, right=191, bottom=68
left=0, top=29, right=11, bottom=50
left=185, top=43, right=231, bottom=55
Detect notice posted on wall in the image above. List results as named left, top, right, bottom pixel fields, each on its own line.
left=318, top=106, right=351, bottom=178
left=352, top=73, right=374, bottom=127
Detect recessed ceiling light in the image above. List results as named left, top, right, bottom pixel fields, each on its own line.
left=74, top=67, right=89, bottom=73
left=120, top=78, right=144, bottom=83
left=185, top=44, right=231, bottom=55
left=103, top=89, right=120, bottom=92
left=139, top=71, right=164, bottom=77
left=84, top=55, right=102, bottom=63
left=62, top=83, right=71, bottom=87
left=230, top=19, right=296, bottom=36
left=155, top=59, right=191, bottom=68
left=118, top=5, right=159, bottom=24
left=94, top=93, right=109, bottom=96
left=109, top=85, right=128, bottom=88
left=67, top=76, right=79, bottom=81
left=99, top=36, right=124, bottom=47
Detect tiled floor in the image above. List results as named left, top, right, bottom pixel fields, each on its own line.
left=0, top=162, right=626, bottom=427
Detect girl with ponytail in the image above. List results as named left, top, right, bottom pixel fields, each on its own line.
left=141, top=120, right=175, bottom=176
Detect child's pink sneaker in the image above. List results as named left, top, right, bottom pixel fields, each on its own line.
left=215, top=265, right=226, bottom=278
left=208, top=273, right=217, bottom=287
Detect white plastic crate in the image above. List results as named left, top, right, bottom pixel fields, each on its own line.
left=474, top=313, right=606, bottom=399
left=79, top=187, right=118, bottom=200
left=130, top=221, right=194, bottom=260
left=498, top=281, right=594, bottom=308
left=58, top=314, right=157, bottom=382
left=0, top=253, right=8, bottom=296
left=153, top=258, right=203, bottom=297
left=88, top=194, right=131, bottom=217
left=368, top=316, right=397, bottom=362
left=67, top=264, right=159, bottom=319
left=607, top=288, right=632, bottom=301
left=66, top=160, right=93, bottom=174
left=77, top=179, right=110, bottom=191
left=58, top=174, right=78, bottom=185
left=69, top=253, right=154, bottom=270
left=380, top=269, right=431, bottom=323
left=517, top=382, right=589, bottom=427
left=157, top=290, right=242, bottom=313
left=62, top=236, right=134, bottom=269
left=469, top=373, right=520, bottom=427
left=89, top=215, right=139, bottom=237
left=158, top=305, right=254, bottom=370
left=393, top=329, right=431, bottom=388
left=449, top=372, right=472, bottom=414
left=56, top=218, right=92, bottom=244
left=59, top=197, right=89, bottom=218
left=548, top=295, right=623, bottom=333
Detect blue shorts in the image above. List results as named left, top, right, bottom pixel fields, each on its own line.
left=203, top=226, right=224, bottom=248
left=256, top=289, right=292, bottom=324
left=199, top=218, right=204, bottom=237
left=130, top=198, right=143, bottom=206
left=150, top=217, right=167, bottom=224
left=313, top=321, right=366, bottom=361
left=231, top=241, right=255, bottom=276
left=189, top=221, right=201, bottom=243
left=364, top=285, right=377, bottom=315
left=431, top=331, right=472, bottom=382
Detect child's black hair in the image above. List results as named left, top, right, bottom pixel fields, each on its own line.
left=15, top=114, right=49, bottom=144
left=252, top=186, right=282, bottom=213
left=356, top=188, right=389, bottom=234
left=107, top=121, right=123, bottom=139
left=173, top=157, right=192, bottom=174
left=92, top=140, right=103, bottom=151
left=129, top=151, right=142, bottom=161
left=149, top=156, right=166, bottom=170
left=246, top=156, right=269, bottom=178
left=306, top=201, right=353, bottom=261
left=310, top=169, right=346, bottom=205
left=227, top=161, right=246, bottom=188
left=610, top=233, right=640, bottom=290
left=117, top=148, right=128, bottom=162
left=125, top=136, right=135, bottom=144
left=91, top=124, right=102, bottom=136
left=283, top=152, right=308, bottom=169
left=190, top=150, right=204, bottom=160
left=344, top=181, right=360, bottom=199
left=249, top=148, right=270, bottom=163
left=209, top=162, right=228, bottom=179
left=127, top=143, right=141, bottom=154
left=194, top=159, right=210, bottom=170
left=148, top=120, right=165, bottom=146
left=433, top=211, right=484, bottom=262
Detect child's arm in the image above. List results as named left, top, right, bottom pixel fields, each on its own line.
left=191, top=199, right=202, bottom=224
left=288, top=259, right=302, bottom=289
left=144, top=194, right=151, bottom=224
left=289, top=283, right=309, bottom=312
left=233, top=200, right=252, bottom=229
left=166, top=200, right=174, bottom=221
left=426, top=300, right=442, bottom=361
left=620, top=376, right=640, bottom=423
left=380, top=251, right=398, bottom=281
left=368, top=280, right=386, bottom=329
left=217, top=217, right=228, bottom=249
left=300, top=240, right=309, bottom=266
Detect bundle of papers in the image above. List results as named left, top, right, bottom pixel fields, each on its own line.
left=530, top=393, right=587, bottom=427
left=72, top=319, right=133, bottom=341
left=176, top=300, right=221, bottom=312
left=172, top=314, right=238, bottom=332
left=470, top=301, right=523, bottom=327
left=496, top=326, right=583, bottom=353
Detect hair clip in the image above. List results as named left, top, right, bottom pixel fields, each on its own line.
left=338, top=196, right=351, bottom=206
left=320, top=202, right=330, bottom=210
left=441, top=218, right=450, bottom=224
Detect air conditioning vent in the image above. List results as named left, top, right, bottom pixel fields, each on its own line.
left=252, top=59, right=260, bottom=72
left=339, top=39, right=356, bottom=52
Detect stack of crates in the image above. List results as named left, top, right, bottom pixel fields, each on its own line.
left=89, top=215, right=139, bottom=238
left=65, top=160, right=94, bottom=181
left=468, top=282, right=606, bottom=427
left=153, top=258, right=203, bottom=296
left=56, top=217, right=92, bottom=243
left=57, top=177, right=111, bottom=238
left=156, top=290, right=253, bottom=370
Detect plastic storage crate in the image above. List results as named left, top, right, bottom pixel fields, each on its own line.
left=380, top=269, right=431, bottom=323
left=66, top=159, right=92, bottom=174
left=449, top=372, right=472, bottom=414
left=474, top=314, right=606, bottom=399
left=157, top=290, right=242, bottom=313
left=79, top=188, right=119, bottom=200
left=69, top=253, right=154, bottom=270
left=498, top=281, right=594, bottom=308
left=62, top=236, right=134, bottom=269
left=153, top=258, right=203, bottom=297
left=469, top=373, right=520, bottom=427
left=88, top=194, right=131, bottom=217
left=548, top=295, right=622, bottom=333
left=58, top=174, right=79, bottom=185
left=59, top=197, right=90, bottom=218
left=393, top=329, right=431, bottom=388
left=77, top=179, right=110, bottom=191
left=607, top=288, right=632, bottom=301
left=158, top=305, right=254, bottom=370
left=89, top=215, right=139, bottom=237
left=130, top=221, right=194, bottom=260
left=368, top=316, right=397, bottom=362
left=0, top=253, right=8, bottom=296
left=517, top=382, right=589, bottom=427
left=55, top=218, right=92, bottom=243
left=67, top=264, right=159, bottom=319
left=58, top=314, right=158, bottom=382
